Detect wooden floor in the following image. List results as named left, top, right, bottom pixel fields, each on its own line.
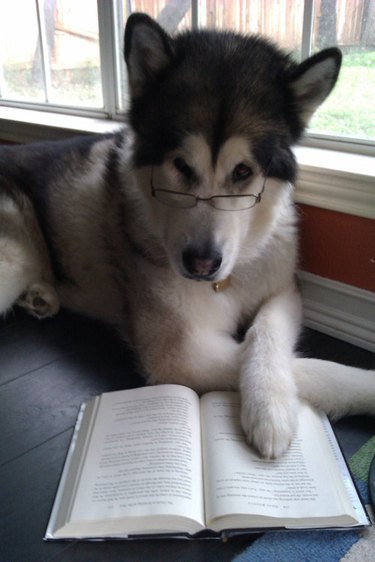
left=0, top=308, right=374, bottom=562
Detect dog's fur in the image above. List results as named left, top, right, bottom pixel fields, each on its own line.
left=0, top=13, right=374, bottom=458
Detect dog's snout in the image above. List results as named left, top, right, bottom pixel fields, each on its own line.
left=182, top=246, right=222, bottom=279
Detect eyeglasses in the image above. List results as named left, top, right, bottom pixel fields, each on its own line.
left=150, top=170, right=268, bottom=211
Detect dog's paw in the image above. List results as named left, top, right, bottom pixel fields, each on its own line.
left=17, top=282, right=60, bottom=319
left=240, top=394, right=299, bottom=459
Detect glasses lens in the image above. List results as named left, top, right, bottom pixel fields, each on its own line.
left=211, top=195, right=257, bottom=211
left=153, top=189, right=196, bottom=208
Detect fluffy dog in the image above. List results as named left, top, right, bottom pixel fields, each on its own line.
left=0, top=13, right=374, bottom=458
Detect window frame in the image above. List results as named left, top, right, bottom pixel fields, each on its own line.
left=0, top=0, right=374, bottom=221
left=0, top=1, right=373, bottom=151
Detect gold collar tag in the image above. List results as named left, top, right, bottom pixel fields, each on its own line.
left=212, top=276, right=231, bottom=293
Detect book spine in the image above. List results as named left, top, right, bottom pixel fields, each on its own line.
left=44, top=397, right=101, bottom=539
left=320, top=414, right=370, bottom=527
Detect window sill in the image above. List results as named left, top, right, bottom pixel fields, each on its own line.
left=294, top=146, right=375, bottom=220
left=0, top=106, right=374, bottom=219
left=0, top=106, right=122, bottom=142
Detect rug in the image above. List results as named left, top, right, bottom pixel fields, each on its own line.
left=232, top=436, right=375, bottom=562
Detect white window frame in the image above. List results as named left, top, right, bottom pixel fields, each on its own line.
left=0, top=0, right=374, bottom=221
left=0, top=0, right=121, bottom=119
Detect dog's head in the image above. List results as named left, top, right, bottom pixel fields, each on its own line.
left=124, top=13, right=341, bottom=281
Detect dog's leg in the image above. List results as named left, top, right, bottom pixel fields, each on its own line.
left=294, top=358, right=375, bottom=418
left=0, top=188, right=59, bottom=318
left=239, top=284, right=302, bottom=459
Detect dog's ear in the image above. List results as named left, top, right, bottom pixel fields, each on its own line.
left=124, top=13, right=174, bottom=97
left=289, top=48, right=342, bottom=127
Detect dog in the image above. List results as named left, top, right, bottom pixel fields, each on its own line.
left=0, top=13, right=374, bottom=459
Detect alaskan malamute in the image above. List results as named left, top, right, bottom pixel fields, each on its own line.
left=0, top=13, right=374, bottom=458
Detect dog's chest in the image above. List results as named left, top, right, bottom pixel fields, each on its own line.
left=177, top=278, right=253, bottom=336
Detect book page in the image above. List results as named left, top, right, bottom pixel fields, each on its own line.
left=66, top=385, right=204, bottom=534
left=200, top=392, right=358, bottom=530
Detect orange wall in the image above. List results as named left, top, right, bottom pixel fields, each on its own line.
left=298, top=204, right=375, bottom=293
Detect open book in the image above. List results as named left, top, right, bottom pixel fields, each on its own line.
left=45, top=385, right=369, bottom=540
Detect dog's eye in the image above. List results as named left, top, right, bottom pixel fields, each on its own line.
left=174, top=158, right=193, bottom=179
left=232, top=163, right=253, bottom=183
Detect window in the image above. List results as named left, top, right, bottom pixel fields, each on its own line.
left=0, top=1, right=102, bottom=110
left=0, top=0, right=374, bottom=149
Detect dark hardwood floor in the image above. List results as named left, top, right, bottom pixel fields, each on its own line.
left=1, top=308, right=374, bottom=562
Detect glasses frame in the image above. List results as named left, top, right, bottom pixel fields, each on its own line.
left=150, top=166, right=269, bottom=211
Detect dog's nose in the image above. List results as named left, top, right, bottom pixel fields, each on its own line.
left=182, top=247, right=222, bottom=279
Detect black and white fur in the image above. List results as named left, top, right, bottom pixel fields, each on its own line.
left=0, top=13, right=374, bottom=458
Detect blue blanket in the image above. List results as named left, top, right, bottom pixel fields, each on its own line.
left=233, top=437, right=375, bottom=562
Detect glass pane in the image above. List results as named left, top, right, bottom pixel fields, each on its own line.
left=125, top=0, right=192, bottom=32
left=198, top=0, right=304, bottom=56
left=0, top=2, right=45, bottom=102
left=0, top=0, right=102, bottom=108
left=309, top=0, right=375, bottom=141
left=47, top=0, right=102, bottom=107
left=118, top=1, right=192, bottom=110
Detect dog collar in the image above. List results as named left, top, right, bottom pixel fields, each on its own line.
left=212, top=276, right=231, bottom=292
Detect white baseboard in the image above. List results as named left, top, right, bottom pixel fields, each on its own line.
left=298, top=271, right=375, bottom=353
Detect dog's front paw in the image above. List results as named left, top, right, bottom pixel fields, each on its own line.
left=240, top=394, right=299, bottom=459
